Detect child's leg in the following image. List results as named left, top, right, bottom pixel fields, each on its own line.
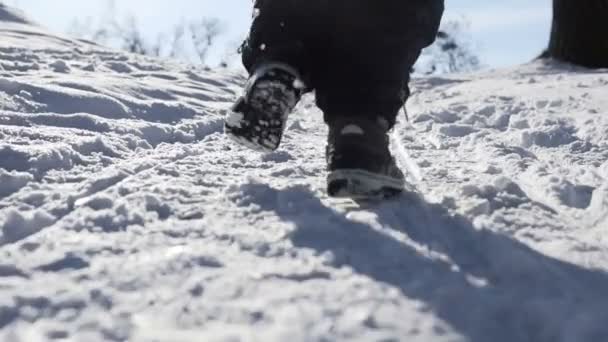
left=226, top=0, right=330, bottom=151
left=241, top=0, right=329, bottom=83
left=315, top=0, right=444, bottom=128
left=321, top=0, right=444, bottom=197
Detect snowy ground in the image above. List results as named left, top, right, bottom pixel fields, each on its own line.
left=2, top=5, right=608, bottom=342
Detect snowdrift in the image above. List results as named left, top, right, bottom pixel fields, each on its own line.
left=1, top=4, right=608, bottom=342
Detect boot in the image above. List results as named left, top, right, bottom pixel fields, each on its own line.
left=326, top=116, right=405, bottom=198
left=225, top=63, right=302, bottom=152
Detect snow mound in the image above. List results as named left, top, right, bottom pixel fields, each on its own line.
left=0, top=208, right=56, bottom=244
left=1, top=9, right=608, bottom=342
left=0, top=4, right=31, bottom=25
left=0, top=169, right=32, bottom=197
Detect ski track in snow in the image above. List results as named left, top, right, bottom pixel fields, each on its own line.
left=2, top=6, right=608, bottom=342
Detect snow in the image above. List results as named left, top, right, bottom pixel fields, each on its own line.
left=1, top=5, right=608, bottom=341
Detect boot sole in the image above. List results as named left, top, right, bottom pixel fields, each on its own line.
left=225, top=122, right=276, bottom=153
left=327, top=169, right=405, bottom=199
left=224, top=63, right=300, bottom=153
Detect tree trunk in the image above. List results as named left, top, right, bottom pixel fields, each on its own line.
left=546, top=0, right=608, bottom=68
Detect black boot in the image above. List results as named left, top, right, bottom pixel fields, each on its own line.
left=326, top=117, right=406, bottom=199
left=225, top=63, right=302, bottom=152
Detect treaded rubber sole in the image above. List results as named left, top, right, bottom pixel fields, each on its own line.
left=225, top=124, right=276, bottom=153
left=327, top=169, right=405, bottom=199
left=224, top=62, right=301, bottom=153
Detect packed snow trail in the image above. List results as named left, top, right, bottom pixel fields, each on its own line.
left=2, top=5, right=608, bottom=341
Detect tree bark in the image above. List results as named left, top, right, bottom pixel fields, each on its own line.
left=546, top=0, right=608, bottom=68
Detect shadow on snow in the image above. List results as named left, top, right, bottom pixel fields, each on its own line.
left=234, top=182, right=608, bottom=342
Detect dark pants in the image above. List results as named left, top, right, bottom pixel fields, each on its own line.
left=242, top=0, right=444, bottom=128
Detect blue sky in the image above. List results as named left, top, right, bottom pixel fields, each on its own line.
left=8, top=0, right=552, bottom=69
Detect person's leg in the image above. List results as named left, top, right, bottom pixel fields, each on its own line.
left=241, top=0, right=329, bottom=85
left=226, top=0, right=328, bottom=152
left=315, top=0, right=444, bottom=128
left=320, top=0, right=444, bottom=197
